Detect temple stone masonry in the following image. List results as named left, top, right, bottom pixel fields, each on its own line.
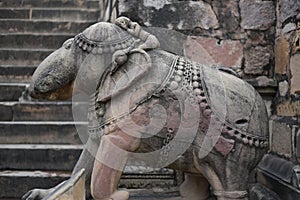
left=0, top=0, right=300, bottom=199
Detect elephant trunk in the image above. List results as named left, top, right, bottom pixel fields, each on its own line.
left=29, top=46, right=77, bottom=100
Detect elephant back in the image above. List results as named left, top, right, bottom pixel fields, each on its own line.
left=202, top=66, right=269, bottom=147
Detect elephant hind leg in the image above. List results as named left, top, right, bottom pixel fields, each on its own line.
left=192, top=164, right=249, bottom=200
left=192, top=169, right=249, bottom=200
left=192, top=153, right=250, bottom=200
left=179, top=173, right=212, bottom=200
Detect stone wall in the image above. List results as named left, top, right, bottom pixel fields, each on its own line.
left=119, top=0, right=276, bottom=78
left=272, top=0, right=300, bottom=163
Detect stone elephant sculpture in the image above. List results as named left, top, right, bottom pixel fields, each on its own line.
left=23, top=19, right=269, bottom=200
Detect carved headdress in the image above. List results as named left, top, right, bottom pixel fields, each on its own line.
left=74, top=22, right=137, bottom=54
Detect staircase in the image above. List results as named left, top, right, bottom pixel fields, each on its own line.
left=0, top=1, right=182, bottom=199
left=0, top=0, right=98, bottom=198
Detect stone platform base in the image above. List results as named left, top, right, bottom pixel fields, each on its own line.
left=38, top=169, right=185, bottom=200
left=128, top=188, right=181, bottom=200
left=121, top=188, right=215, bottom=200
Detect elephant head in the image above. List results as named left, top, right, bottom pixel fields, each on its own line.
left=29, top=37, right=77, bottom=100
left=29, top=22, right=138, bottom=101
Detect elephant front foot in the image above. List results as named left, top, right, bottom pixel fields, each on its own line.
left=109, top=191, right=129, bottom=200
left=93, top=191, right=129, bottom=200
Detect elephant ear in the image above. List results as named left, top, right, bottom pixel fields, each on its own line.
left=97, top=49, right=152, bottom=103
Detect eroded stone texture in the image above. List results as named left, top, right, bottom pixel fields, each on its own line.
left=250, top=183, right=281, bottom=200
left=240, top=0, right=275, bottom=30
left=184, top=36, right=243, bottom=68
left=143, top=0, right=171, bottom=10
left=255, top=76, right=276, bottom=87
left=278, top=0, right=300, bottom=23
left=279, top=80, right=289, bottom=96
left=245, top=31, right=267, bottom=48
left=290, top=54, right=300, bottom=94
left=244, top=46, right=273, bottom=74
left=270, top=120, right=292, bottom=157
left=120, top=1, right=219, bottom=30
left=296, top=129, right=300, bottom=159
left=145, top=27, right=187, bottom=55
left=118, top=0, right=140, bottom=16
left=293, top=29, right=300, bottom=54
left=275, top=37, right=290, bottom=74
left=211, top=0, right=240, bottom=33
left=277, top=101, right=300, bottom=117
left=183, top=1, right=219, bottom=30
left=282, top=23, right=297, bottom=37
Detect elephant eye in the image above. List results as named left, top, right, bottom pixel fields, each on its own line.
left=63, top=38, right=74, bottom=49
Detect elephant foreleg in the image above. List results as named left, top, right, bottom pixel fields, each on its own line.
left=91, top=131, right=140, bottom=200
left=72, top=136, right=100, bottom=197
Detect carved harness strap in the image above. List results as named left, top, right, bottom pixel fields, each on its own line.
left=165, top=57, right=268, bottom=149
left=89, top=56, right=268, bottom=150
left=87, top=56, right=178, bottom=139
left=90, top=56, right=208, bottom=137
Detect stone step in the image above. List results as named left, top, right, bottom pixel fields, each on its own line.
left=0, top=65, right=36, bottom=83
left=0, top=8, right=29, bottom=19
left=0, top=8, right=99, bottom=21
left=0, top=83, right=83, bottom=101
left=0, top=144, right=83, bottom=171
left=0, top=83, right=28, bottom=101
left=32, top=8, right=99, bottom=21
left=0, top=33, right=73, bottom=49
left=0, top=170, right=70, bottom=199
left=0, top=101, right=88, bottom=121
left=0, top=48, right=53, bottom=66
left=0, top=19, right=94, bottom=34
left=0, top=121, right=87, bottom=144
left=0, top=0, right=99, bottom=9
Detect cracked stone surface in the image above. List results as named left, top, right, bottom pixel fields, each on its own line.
left=240, top=0, right=275, bottom=30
